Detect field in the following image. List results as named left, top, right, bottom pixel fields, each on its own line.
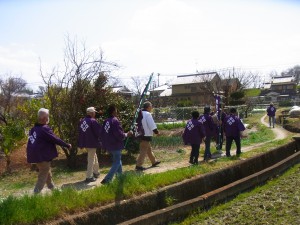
left=173, top=163, right=300, bottom=225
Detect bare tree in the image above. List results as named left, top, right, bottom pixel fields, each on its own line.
left=0, top=76, right=27, bottom=114
left=197, top=69, right=261, bottom=105
left=40, top=35, right=119, bottom=167
left=282, top=65, right=300, bottom=84
left=130, top=76, right=148, bottom=99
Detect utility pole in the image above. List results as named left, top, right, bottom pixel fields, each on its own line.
left=157, top=73, right=160, bottom=87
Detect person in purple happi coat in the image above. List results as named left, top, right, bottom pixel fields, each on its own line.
left=223, top=107, right=246, bottom=157
left=198, top=106, right=215, bottom=161
left=27, top=108, right=71, bottom=194
left=101, top=105, right=133, bottom=184
left=266, top=102, right=276, bottom=128
left=78, top=107, right=102, bottom=183
left=182, top=111, right=206, bottom=165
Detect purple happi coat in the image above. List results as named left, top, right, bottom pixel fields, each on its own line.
left=182, top=118, right=206, bottom=145
left=78, top=116, right=102, bottom=148
left=198, top=113, right=214, bottom=137
left=27, top=123, right=69, bottom=163
left=267, top=106, right=276, bottom=117
left=224, top=114, right=245, bottom=137
left=101, top=116, right=126, bottom=151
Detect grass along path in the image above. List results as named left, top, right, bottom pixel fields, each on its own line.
left=173, top=163, right=300, bottom=225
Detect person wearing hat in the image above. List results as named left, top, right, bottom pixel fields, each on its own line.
left=223, top=107, right=246, bottom=157
left=27, top=108, right=71, bottom=194
left=198, top=106, right=215, bottom=161
left=266, top=102, right=276, bottom=128
left=78, top=107, right=102, bottom=183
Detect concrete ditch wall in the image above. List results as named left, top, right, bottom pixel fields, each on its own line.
left=51, top=141, right=299, bottom=225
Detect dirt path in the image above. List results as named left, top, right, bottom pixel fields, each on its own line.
left=2, top=114, right=290, bottom=196
left=260, top=114, right=288, bottom=140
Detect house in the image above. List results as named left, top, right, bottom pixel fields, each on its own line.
left=149, top=84, right=170, bottom=98
left=170, top=72, right=221, bottom=106
left=149, top=84, right=173, bottom=107
left=111, top=86, right=133, bottom=99
left=259, top=75, right=298, bottom=103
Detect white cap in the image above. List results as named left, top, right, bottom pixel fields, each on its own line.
left=86, top=107, right=96, bottom=113
left=38, top=108, right=49, bottom=115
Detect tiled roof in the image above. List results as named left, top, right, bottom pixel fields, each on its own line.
left=172, top=72, right=218, bottom=85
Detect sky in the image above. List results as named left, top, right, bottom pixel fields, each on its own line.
left=0, top=0, right=300, bottom=90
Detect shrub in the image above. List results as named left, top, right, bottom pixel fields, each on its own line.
left=0, top=118, right=26, bottom=172
left=177, top=100, right=193, bottom=107
left=279, top=100, right=293, bottom=107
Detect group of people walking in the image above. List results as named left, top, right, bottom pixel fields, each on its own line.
left=182, top=106, right=246, bottom=165
left=27, top=101, right=160, bottom=193
left=26, top=101, right=275, bottom=194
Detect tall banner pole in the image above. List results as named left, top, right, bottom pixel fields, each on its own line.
left=215, top=95, right=222, bottom=151
left=125, top=73, right=154, bottom=148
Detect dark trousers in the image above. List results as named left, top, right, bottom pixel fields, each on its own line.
left=190, top=144, right=200, bottom=164
left=225, top=136, right=241, bottom=156
left=204, top=136, right=212, bottom=159
left=269, top=116, right=275, bottom=128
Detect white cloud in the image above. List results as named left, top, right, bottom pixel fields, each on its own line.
left=0, top=44, right=42, bottom=87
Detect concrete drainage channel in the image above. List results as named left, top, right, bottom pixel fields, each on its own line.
left=52, top=137, right=300, bottom=225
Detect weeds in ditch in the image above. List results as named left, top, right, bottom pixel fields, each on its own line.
left=165, top=195, right=177, bottom=206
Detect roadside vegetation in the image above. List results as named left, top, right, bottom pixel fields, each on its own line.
left=0, top=133, right=292, bottom=225
left=173, top=163, right=300, bottom=225
left=157, top=122, right=186, bottom=130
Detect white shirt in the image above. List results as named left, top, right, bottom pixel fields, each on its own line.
left=142, top=111, right=157, bottom=137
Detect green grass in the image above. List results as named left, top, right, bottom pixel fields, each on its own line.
left=157, top=122, right=186, bottom=130
left=244, top=88, right=261, bottom=97
left=172, top=163, right=300, bottom=225
left=242, top=124, right=275, bottom=146
left=152, top=136, right=183, bottom=148
left=0, top=136, right=292, bottom=225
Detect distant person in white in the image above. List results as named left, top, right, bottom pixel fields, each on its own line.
left=136, top=101, right=161, bottom=171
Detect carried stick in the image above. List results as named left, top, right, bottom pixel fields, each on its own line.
left=125, top=73, right=154, bottom=147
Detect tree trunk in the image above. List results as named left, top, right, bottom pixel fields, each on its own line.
left=5, top=155, right=11, bottom=173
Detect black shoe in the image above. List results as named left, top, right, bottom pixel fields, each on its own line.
left=135, top=166, right=145, bottom=171
left=85, top=177, right=96, bottom=183
left=189, top=160, right=194, bottom=164
left=93, top=173, right=100, bottom=179
left=101, top=179, right=109, bottom=185
left=226, top=154, right=232, bottom=157
left=152, top=161, right=161, bottom=167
